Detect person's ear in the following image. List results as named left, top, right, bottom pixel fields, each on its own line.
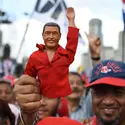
left=59, top=33, right=61, bottom=40
left=42, top=33, right=44, bottom=37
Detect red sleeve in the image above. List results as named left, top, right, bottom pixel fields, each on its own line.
left=66, top=27, right=79, bottom=64
left=24, top=54, right=37, bottom=78
left=57, top=97, right=69, bottom=117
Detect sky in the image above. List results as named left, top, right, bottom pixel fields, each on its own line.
left=0, top=0, right=124, bottom=71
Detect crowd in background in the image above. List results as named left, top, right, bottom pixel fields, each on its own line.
left=0, top=43, right=24, bottom=79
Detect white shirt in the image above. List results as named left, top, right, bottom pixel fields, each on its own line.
left=9, top=103, right=20, bottom=125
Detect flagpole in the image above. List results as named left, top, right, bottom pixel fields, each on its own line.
left=16, top=2, right=36, bottom=60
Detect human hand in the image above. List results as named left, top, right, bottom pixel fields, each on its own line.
left=85, top=31, right=101, bottom=58
left=13, top=75, right=41, bottom=113
left=66, top=7, right=75, bottom=21
left=82, top=117, right=93, bottom=125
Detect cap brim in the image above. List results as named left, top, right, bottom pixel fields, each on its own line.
left=85, top=77, right=125, bottom=88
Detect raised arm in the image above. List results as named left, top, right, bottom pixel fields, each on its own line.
left=85, top=32, right=101, bottom=66
left=66, top=7, right=76, bottom=27
left=65, top=7, right=79, bottom=64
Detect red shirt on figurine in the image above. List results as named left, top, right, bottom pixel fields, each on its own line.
left=24, top=8, right=79, bottom=98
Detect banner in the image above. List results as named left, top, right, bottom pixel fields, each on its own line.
left=34, top=0, right=84, bottom=42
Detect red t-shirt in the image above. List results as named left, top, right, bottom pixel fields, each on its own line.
left=24, top=27, right=79, bottom=98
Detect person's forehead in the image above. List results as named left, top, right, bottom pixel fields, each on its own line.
left=44, top=26, right=59, bottom=31
left=0, top=83, right=11, bottom=88
left=69, top=74, right=81, bottom=80
left=91, top=84, right=125, bottom=91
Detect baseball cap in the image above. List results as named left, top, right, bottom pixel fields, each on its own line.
left=36, top=117, right=82, bottom=125
left=85, top=60, right=125, bottom=87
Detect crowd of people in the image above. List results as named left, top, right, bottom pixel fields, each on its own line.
left=0, top=7, right=125, bottom=125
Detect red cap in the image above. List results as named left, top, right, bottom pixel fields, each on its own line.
left=36, top=117, right=82, bottom=125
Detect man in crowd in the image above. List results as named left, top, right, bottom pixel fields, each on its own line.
left=83, top=59, right=125, bottom=125
left=0, top=44, right=17, bottom=77
left=65, top=28, right=101, bottom=122
left=67, top=72, right=93, bottom=122
left=0, top=79, right=13, bottom=103
left=0, top=79, right=19, bottom=125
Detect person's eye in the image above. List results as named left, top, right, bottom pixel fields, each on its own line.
left=53, top=32, right=58, bottom=35
left=76, top=82, right=83, bottom=85
left=93, top=90, right=105, bottom=97
left=115, top=91, right=124, bottom=97
left=45, top=32, right=50, bottom=35
left=69, top=81, right=73, bottom=85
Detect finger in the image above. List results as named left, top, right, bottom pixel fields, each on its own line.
left=84, top=32, right=89, bottom=39
left=19, top=101, right=41, bottom=113
left=82, top=118, right=93, bottom=125
left=67, top=7, right=74, bottom=12
left=66, top=7, right=74, bottom=15
left=96, top=37, right=101, bottom=45
left=15, top=75, right=38, bottom=86
left=16, top=93, right=41, bottom=103
left=82, top=119, right=88, bottom=124
left=90, top=28, right=95, bottom=38
left=89, top=118, right=93, bottom=125
left=14, top=84, right=40, bottom=94
left=82, top=119, right=86, bottom=123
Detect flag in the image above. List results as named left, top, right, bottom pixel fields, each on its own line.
left=77, top=65, right=84, bottom=74
left=34, top=0, right=67, bottom=26
left=77, top=65, right=89, bottom=84
left=34, top=0, right=84, bottom=43
left=35, top=0, right=67, bottom=19
left=122, top=0, right=125, bottom=31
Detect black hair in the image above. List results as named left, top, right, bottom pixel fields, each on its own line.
left=0, top=99, right=15, bottom=125
left=2, top=44, right=11, bottom=59
left=69, top=71, right=83, bottom=82
left=42, top=22, right=61, bottom=34
left=69, top=71, right=90, bottom=96
left=14, top=63, right=24, bottom=77
left=0, top=79, right=12, bottom=88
